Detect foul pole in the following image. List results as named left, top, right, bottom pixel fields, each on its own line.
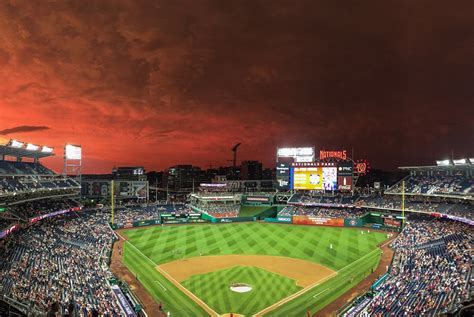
left=401, top=179, right=405, bottom=226
left=111, top=180, right=115, bottom=225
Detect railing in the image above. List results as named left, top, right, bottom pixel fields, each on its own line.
left=0, top=292, right=41, bottom=316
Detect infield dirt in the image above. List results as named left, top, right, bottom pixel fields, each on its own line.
left=158, top=254, right=336, bottom=287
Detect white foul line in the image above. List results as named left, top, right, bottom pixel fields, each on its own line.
left=155, top=280, right=167, bottom=291
left=313, top=288, right=329, bottom=298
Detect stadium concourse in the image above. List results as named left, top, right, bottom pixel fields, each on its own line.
left=1, top=143, right=473, bottom=317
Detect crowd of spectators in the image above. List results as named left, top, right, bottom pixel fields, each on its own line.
left=6, top=199, right=77, bottom=220
left=358, top=194, right=474, bottom=220
left=386, top=173, right=473, bottom=196
left=278, top=206, right=366, bottom=219
left=0, top=217, right=16, bottom=231
left=288, top=193, right=359, bottom=206
left=200, top=204, right=240, bottom=218
left=0, top=161, right=79, bottom=198
left=0, top=176, right=79, bottom=196
left=108, top=203, right=193, bottom=224
left=0, top=209, right=121, bottom=316
left=0, top=161, right=54, bottom=175
left=367, top=216, right=472, bottom=316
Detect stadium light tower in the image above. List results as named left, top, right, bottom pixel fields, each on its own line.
left=63, top=144, right=82, bottom=178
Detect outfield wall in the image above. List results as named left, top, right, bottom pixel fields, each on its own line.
left=293, top=216, right=344, bottom=227
left=201, top=212, right=256, bottom=223
left=264, top=216, right=293, bottom=223
left=264, top=214, right=400, bottom=230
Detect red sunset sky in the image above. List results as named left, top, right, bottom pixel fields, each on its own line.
left=0, top=0, right=473, bottom=173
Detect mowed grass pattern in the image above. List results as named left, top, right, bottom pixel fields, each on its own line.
left=181, top=266, right=302, bottom=315
left=122, top=242, right=208, bottom=316
left=122, top=223, right=388, bottom=316
left=123, top=223, right=387, bottom=270
left=268, top=248, right=382, bottom=316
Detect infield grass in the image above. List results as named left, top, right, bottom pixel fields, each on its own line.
left=182, top=266, right=302, bottom=315
left=121, top=223, right=387, bottom=316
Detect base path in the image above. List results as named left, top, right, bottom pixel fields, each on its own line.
left=158, top=255, right=336, bottom=287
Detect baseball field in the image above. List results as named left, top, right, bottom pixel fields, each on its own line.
left=120, top=222, right=387, bottom=316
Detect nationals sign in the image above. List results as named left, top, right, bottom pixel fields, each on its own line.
left=320, top=150, right=347, bottom=160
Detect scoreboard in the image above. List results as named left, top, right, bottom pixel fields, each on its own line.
left=290, top=163, right=337, bottom=190
left=289, top=161, right=354, bottom=191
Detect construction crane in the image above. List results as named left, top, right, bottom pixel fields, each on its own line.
left=231, top=143, right=241, bottom=169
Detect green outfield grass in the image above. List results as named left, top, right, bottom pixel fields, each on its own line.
left=122, top=242, right=208, bottom=316
left=267, top=248, right=382, bottom=316
left=182, top=266, right=302, bottom=315
left=121, top=223, right=387, bottom=316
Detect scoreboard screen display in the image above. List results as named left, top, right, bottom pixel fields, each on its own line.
left=291, top=166, right=337, bottom=190
left=291, top=167, right=323, bottom=190
left=322, top=167, right=337, bottom=190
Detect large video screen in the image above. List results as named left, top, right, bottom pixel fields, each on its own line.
left=277, top=147, right=315, bottom=163
left=291, top=167, right=322, bottom=190
left=322, top=167, right=337, bottom=190
left=291, top=166, right=337, bottom=190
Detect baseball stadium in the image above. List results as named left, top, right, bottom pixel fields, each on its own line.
left=0, top=141, right=472, bottom=317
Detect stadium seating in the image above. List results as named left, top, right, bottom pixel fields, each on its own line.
left=367, top=216, right=472, bottom=316
left=200, top=204, right=240, bottom=218
left=386, top=174, right=474, bottom=197
left=0, top=161, right=80, bottom=200
left=359, top=194, right=474, bottom=220
left=6, top=199, right=77, bottom=220
left=278, top=206, right=366, bottom=219
left=0, top=218, right=16, bottom=230
left=288, top=193, right=359, bottom=206
left=0, top=161, right=54, bottom=175
left=110, top=203, right=193, bottom=223
left=0, top=176, right=80, bottom=196
left=0, top=209, right=121, bottom=315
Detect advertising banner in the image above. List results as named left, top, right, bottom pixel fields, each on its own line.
left=383, top=218, right=401, bottom=228
left=133, top=219, right=160, bottom=227
left=337, top=161, right=354, bottom=176
left=29, top=207, right=82, bottom=224
left=111, top=285, right=136, bottom=317
left=292, top=216, right=344, bottom=227
left=276, top=162, right=291, bottom=190
left=276, top=216, right=292, bottom=223
left=0, top=224, right=19, bottom=239
left=344, top=218, right=363, bottom=227
left=243, top=196, right=273, bottom=206
left=337, top=176, right=353, bottom=191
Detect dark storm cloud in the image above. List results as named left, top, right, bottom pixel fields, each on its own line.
left=0, top=0, right=472, bottom=172
left=0, top=126, right=50, bottom=135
